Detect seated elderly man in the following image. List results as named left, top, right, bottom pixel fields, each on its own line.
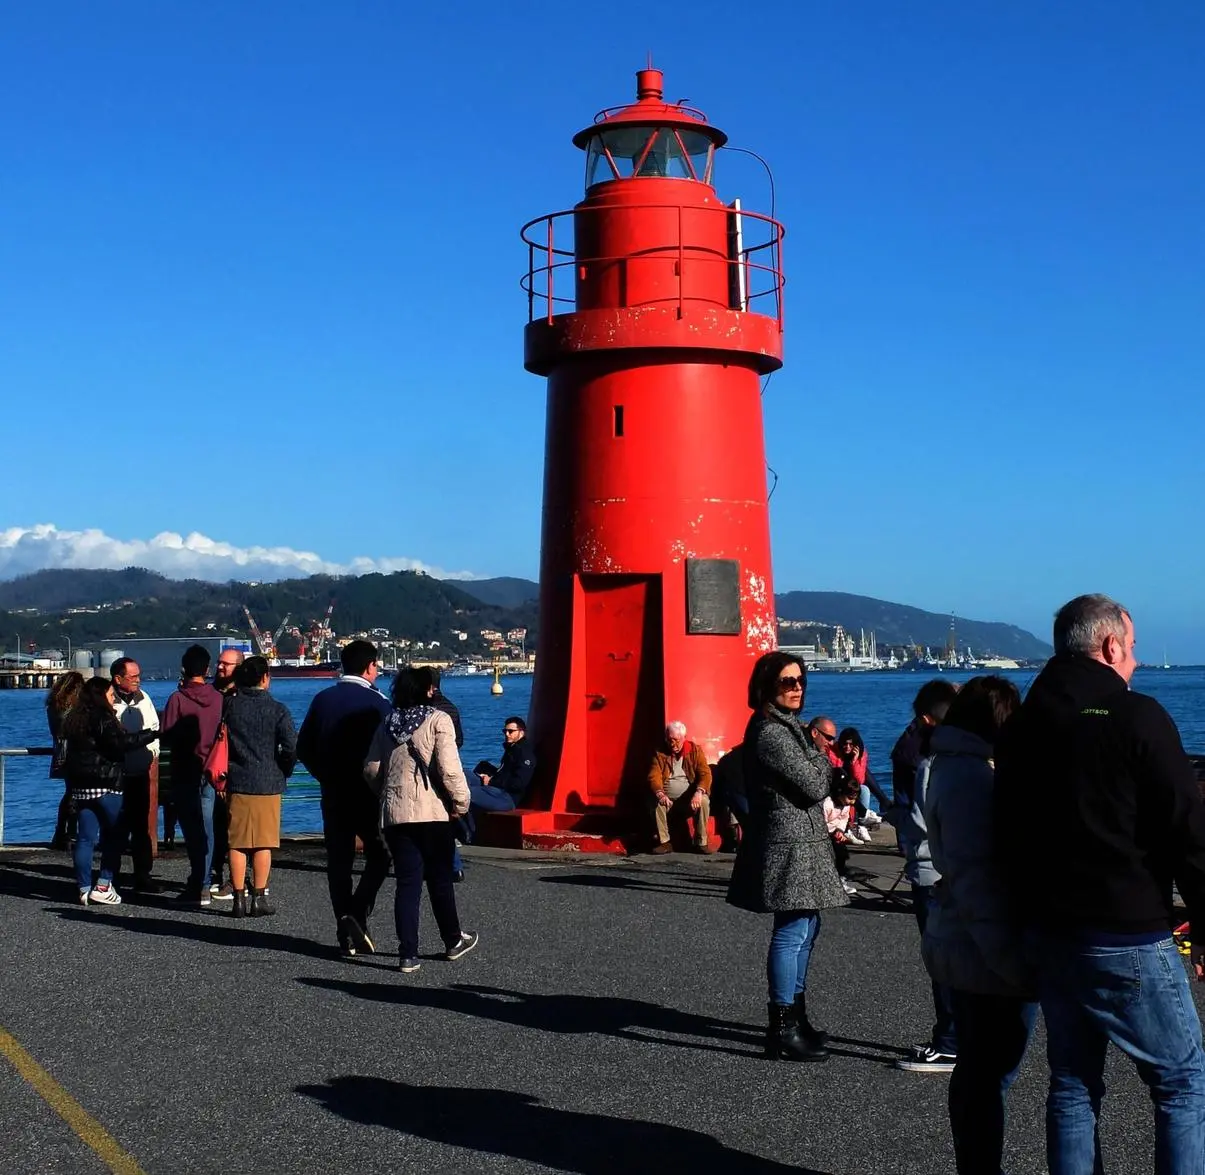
left=648, top=721, right=717, bottom=855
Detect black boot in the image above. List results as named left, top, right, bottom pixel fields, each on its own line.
left=793, top=992, right=830, bottom=1048
left=251, top=887, right=275, bottom=916
left=232, top=888, right=247, bottom=918
left=765, top=1003, right=829, bottom=1062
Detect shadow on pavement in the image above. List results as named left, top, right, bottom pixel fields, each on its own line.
left=296, top=1076, right=830, bottom=1174
left=55, top=908, right=335, bottom=960
left=539, top=870, right=730, bottom=896
left=297, top=977, right=764, bottom=1058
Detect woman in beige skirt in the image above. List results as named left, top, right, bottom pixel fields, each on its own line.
left=221, top=656, right=297, bottom=917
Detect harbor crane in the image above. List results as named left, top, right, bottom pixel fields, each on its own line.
left=241, top=606, right=290, bottom=660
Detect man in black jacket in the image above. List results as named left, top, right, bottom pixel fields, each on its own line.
left=297, top=640, right=391, bottom=958
left=996, top=593, right=1205, bottom=1172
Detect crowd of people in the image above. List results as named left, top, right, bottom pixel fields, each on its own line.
left=45, top=591, right=1205, bottom=1172
left=725, top=593, right=1205, bottom=1175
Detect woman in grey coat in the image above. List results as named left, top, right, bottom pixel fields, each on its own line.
left=728, top=651, right=848, bottom=1061
left=920, top=674, right=1033, bottom=1174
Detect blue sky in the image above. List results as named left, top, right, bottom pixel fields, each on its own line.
left=2, top=3, right=1202, bottom=658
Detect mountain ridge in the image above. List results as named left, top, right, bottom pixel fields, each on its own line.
left=0, top=568, right=1051, bottom=659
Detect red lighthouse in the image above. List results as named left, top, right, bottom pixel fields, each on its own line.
left=515, top=66, right=784, bottom=849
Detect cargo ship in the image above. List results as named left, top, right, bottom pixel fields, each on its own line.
left=267, top=661, right=340, bottom=679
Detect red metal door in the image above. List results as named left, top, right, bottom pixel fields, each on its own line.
left=582, top=574, right=664, bottom=807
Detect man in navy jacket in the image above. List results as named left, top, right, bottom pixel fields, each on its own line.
left=297, top=640, right=391, bottom=957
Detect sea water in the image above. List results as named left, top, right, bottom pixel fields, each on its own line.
left=1, top=668, right=1202, bottom=845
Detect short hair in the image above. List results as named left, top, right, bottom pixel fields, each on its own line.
left=110, top=657, right=137, bottom=680
left=46, top=670, right=85, bottom=715
left=391, top=667, right=434, bottom=709
left=747, top=651, right=807, bottom=711
left=181, top=644, right=211, bottom=678
left=235, top=655, right=269, bottom=688
left=340, top=639, right=378, bottom=677
left=912, top=679, right=959, bottom=722
left=666, top=721, right=687, bottom=738
left=941, top=675, right=1022, bottom=747
left=505, top=716, right=527, bottom=733
left=1053, top=594, right=1130, bottom=656
left=217, top=648, right=245, bottom=666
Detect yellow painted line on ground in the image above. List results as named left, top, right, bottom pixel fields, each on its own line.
left=0, top=1025, right=146, bottom=1175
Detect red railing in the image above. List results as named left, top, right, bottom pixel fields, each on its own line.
left=520, top=202, right=785, bottom=329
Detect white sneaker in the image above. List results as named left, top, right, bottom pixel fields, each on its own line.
left=860, top=812, right=883, bottom=828
left=841, top=879, right=858, bottom=896
left=78, top=888, right=90, bottom=905
left=88, top=882, right=122, bottom=905
left=850, top=827, right=872, bottom=844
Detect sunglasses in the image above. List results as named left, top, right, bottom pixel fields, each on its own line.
left=503, top=726, right=520, bottom=734
left=816, top=729, right=837, bottom=742
left=776, top=675, right=804, bottom=691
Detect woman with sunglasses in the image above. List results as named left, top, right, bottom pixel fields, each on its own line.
left=728, top=651, right=848, bottom=1062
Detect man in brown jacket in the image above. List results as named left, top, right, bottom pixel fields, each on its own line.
left=648, top=721, right=717, bottom=854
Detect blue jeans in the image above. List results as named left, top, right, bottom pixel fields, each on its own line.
left=469, top=783, right=517, bottom=813
left=1039, top=936, right=1205, bottom=1175
left=767, top=911, right=821, bottom=1005
left=949, top=990, right=1039, bottom=1173
left=914, top=884, right=959, bottom=1054
left=175, top=779, right=216, bottom=891
left=73, top=792, right=125, bottom=891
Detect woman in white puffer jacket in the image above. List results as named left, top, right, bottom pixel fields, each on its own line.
left=921, top=674, right=1034, bottom=1175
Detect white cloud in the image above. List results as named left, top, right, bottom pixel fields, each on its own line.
left=0, top=524, right=477, bottom=583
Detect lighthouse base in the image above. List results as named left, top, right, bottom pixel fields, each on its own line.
left=471, top=807, right=724, bottom=856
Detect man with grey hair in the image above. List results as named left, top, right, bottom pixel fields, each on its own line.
left=996, top=593, right=1205, bottom=1172
left=647, top=721, right=716, bottom=854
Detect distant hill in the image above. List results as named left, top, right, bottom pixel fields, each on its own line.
left=0, top=567, right=537, bottom=657
left=454, top=577, right=540, bottom=608
left=776, top=591, right=1050, bottom=659
left=0, top=568, right=1049, bottom=660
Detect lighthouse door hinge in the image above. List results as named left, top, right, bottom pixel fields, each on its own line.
left=607, top=651, right=632, bottom=662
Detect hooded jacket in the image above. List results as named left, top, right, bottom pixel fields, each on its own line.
left=921, top=724, right=1035, bottom=997
left=995, top=654, right=1205, bottom=936
left=160, top=680, right=225, bottom=788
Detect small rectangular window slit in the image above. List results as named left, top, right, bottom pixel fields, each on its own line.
left=613, top=405, right=624, bottom=437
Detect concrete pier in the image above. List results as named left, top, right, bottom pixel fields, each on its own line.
left=0, top=835, right=1192, bottom=1173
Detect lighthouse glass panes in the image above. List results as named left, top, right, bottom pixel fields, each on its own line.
left=585, top=127, right=715, bottom=188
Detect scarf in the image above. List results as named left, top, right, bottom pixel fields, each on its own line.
left=385, top=705, right=435, bottom=745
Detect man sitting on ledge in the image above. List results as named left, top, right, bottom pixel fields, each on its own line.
left=470, top=717, right=536, bottom=816
left=648, top=721, right=717, bottom=855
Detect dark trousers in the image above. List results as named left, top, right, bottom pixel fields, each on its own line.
left=122, top=773, right=154, bottom=882
left=912, top=884, right=958, bottom=1054
left=949, top=990, right=1038, bottom=1174
left=320, top=780, right=392, bottom=930
left=382, top=822, right=461, bottom=959
left=52, top=783, right=76, bottom=848
left=211, top=791, right=229, bottom=883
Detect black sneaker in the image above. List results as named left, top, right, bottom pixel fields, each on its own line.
left=444, top=931, right=479, bottom=961
left=398, top=957, right=421, bottom=974
left=340, top=913, right=375, bottom=955
left=337, top=940, right=357, bottom=959
left=175, top=885, right=204, bottom=906
left=894, top=1045, right=957, bottom=1073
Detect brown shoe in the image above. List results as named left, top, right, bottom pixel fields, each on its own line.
left=652, top=841, right=673, bottom=855
left=696, top=841, right=720, bottom=855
